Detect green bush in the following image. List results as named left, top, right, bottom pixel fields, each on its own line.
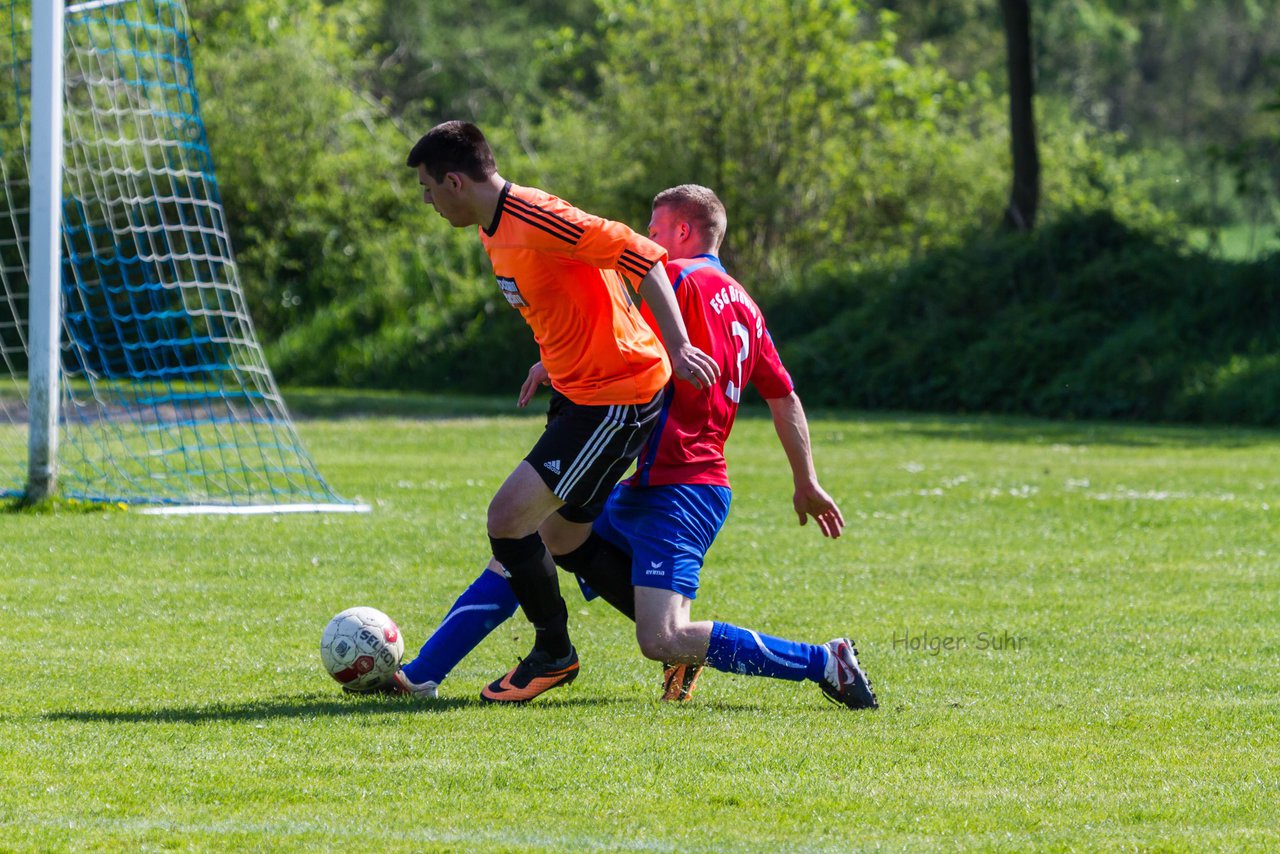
left=767, top=212, right=1280, bottom=425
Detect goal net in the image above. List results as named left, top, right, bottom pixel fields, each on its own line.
left=0, top=0, right=361, bottom=512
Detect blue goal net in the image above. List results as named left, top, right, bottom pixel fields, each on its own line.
left=0, top=0, right=360, bottom=511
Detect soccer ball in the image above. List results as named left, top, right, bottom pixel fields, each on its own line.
left=320, top=606, right=404, bottom=692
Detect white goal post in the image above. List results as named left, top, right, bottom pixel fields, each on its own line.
left=27, top=0, right=66, bottom=501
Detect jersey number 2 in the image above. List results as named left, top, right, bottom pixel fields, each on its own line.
left=725, top=321, right=750, bottom=403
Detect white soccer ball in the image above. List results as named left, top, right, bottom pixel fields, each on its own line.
left=320, top=606, right=405, bottom=692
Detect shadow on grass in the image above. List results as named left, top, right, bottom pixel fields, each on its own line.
left=42, top=692, right=637, bottom=724
left=44, top=694, right=466, bottom=723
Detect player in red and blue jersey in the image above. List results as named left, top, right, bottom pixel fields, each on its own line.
left=553, top=185, right=874, bottom=707
left=394, top=185, right=876, bottom=710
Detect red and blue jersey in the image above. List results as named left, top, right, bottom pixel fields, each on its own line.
left=628, top=255, right=793, bottom=488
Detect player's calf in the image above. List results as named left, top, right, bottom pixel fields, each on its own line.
left=553, top=532, right=637, bottom=621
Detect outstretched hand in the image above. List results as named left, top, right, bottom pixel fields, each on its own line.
left=794, top=482, right=845, bottom=539
left=518, top=361, right=550, bottom=408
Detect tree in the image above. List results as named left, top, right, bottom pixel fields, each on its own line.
left=1000, top=0, right=1039, bottom=230
left=366, top=0, right=602, bottom=130
left=567, top=0, right=1005, bottom=283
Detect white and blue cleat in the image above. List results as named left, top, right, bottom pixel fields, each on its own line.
left=820, top=638, right=878, bottom=710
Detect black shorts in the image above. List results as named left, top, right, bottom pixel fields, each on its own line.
left=525, top=390, right=663, bottom=523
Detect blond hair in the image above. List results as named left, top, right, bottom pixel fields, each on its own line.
left=652, top=184, right=727, bottom=251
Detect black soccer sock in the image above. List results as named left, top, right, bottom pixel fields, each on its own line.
left=553, top=532, right=637, bottom=622
left=489, top=532, right=572, bottom=659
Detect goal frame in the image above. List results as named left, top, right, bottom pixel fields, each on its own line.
left=16, top=0, right=368, bottom=514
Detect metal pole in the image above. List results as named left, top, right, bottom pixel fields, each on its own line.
left=27, top=0, right=66, bottom=501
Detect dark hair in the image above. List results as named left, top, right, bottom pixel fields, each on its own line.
left=652, top=184, right=727, bottom=250
left=406, top=120, right=497, bottom=182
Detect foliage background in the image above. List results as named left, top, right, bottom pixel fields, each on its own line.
left=185, top=0, right=1280, bottom=420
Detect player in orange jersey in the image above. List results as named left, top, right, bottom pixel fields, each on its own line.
left=402, top=121, right=718, bottom=703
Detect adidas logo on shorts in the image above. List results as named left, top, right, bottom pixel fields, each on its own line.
left=543, top=459, right=561, bottom=475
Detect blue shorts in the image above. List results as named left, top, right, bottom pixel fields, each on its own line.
left=589, top=482, right=732, bottom=600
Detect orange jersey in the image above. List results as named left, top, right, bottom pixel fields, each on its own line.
left=479, top=183, right=671, bottom=405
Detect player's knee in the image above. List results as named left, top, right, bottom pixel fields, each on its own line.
left=636, top=624, right=678, bottom=661
left=486, top=500, right=523, bottom=539
left=635, top=632, right=668, bottom=662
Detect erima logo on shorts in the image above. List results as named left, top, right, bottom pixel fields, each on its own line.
left=497, top=276, right=527, bottom=308
left=543, top=459, right=561, bottom=475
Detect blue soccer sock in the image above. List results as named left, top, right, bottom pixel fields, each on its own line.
left=399, top=568, right=519, bottom=685
left=704, top=621, right=829, bottom=683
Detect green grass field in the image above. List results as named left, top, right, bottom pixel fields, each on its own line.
left=3, top=394, right=1278, bottom=851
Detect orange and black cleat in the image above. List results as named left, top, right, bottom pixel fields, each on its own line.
left=660, top=662, right=702, bottom=702
left=481, top=647, right=579, bottom=704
